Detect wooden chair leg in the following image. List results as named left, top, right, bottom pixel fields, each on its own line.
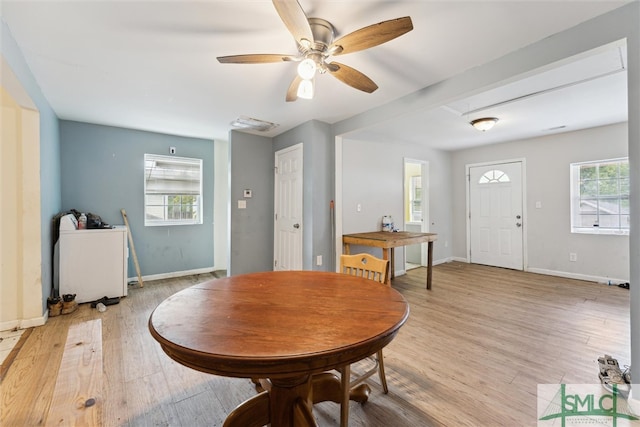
left=377, top=350, right=388, bottom=394
left=340, top=365, right=350, bottom=427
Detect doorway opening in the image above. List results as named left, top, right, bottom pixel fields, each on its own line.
left=403, top=158, right=429, bottom=271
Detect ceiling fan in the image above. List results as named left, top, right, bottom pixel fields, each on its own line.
left=217, top=0, right=413, bottom=102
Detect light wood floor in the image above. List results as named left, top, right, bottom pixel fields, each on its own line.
left=1, top=262, right=630, bottom=426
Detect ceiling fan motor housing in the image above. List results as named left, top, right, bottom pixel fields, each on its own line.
left=305, top=18, right=335, bottom=52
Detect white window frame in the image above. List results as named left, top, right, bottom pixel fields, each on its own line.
left=570, top=157, right=629, bottom=235
left=409, top=175, right=422, bottom=223
left=144, top=154, right=203, bottom=226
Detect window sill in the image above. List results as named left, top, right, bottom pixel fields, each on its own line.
left=145, top=221, right=202, bottom=227
left=571, top=228, right=629, bottom=236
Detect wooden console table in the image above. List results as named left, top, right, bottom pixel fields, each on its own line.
left=342, top=231, right=438, bottom=289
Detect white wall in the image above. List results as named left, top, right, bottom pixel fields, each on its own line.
left=341, top=138, right=453, bottom=272
left=213, top=138, right=229, bottom=272
left=451, top=122, right=629, bottom=283
left=1, top=65, right=44, bottom=330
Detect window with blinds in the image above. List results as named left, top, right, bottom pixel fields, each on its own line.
left=144, top=154, right=202, bottom=226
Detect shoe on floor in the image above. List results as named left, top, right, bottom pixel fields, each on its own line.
left=598, top=355, right=630, bottom=395
left=47, top=296, right=63, bottom=317
left=61, top=293, right=78, bottom=314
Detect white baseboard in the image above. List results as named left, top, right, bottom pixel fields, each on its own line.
left=435, top=257, right=627, bottom=285
left=394, top=257, right=453, bottom=277
left=0, top=312, right=47, bottom=332
left=129, top=266, right=216, bottom=283
left=526, top=267, right=628, bottom=285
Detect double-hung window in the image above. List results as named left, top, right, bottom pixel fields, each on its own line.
left=144, top=154, right=203, bottom=226
left=570, top=157, right=629, bottom=235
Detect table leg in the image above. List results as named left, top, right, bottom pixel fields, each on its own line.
left=225, top=375, right=316, bottom=427
left=311, top=371, right=370, bottom=427
left=427, top=241, right=433, bottom=290
left=270, top=376, right=315, bottom=426
left=223, top=391, right=270, bottom=427
left=382, top=248, right=391, bottom=285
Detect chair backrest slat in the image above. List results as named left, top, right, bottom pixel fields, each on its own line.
left=339, top=253, right=389, bottom=285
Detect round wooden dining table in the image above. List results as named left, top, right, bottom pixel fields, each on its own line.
left=148, top=270, right=409, bottom=427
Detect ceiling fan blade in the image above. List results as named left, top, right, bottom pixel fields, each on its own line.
left=272, top=0, right=314, bottom=47
left=329, top=17, right=413, bottom=56
left=217, top=54, right=297, bottom=64
left=327, top=62, right=378, bottom=93
left=286, top=75, right=303, bottom=102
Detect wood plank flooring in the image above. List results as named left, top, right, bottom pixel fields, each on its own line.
left=0, top=262, right=630, bottom=426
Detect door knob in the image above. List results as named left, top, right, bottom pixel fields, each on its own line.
left=293, top=223, right=300, bottom=229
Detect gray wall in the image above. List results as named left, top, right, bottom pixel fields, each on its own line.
left=341, top=138, right=453, bottom=272
left=1, top=21, right=61, bottom=310
left=60, top=120, right=215, bottom=277
left=451, top=122, right=629, bottom=282
left=228, top=130, right=274, bottom=275
left=228, top=120, right=335, bottom=275
left=274, top=120, right=335, bottom=271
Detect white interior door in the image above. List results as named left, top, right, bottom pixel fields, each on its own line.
left=469, top=161, right=523, bottom=270
left=274, top=144, right=303, bottom=271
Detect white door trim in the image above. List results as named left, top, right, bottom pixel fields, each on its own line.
left=465, top=158, right=528, bottom=270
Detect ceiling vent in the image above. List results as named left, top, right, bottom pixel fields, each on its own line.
left=230, top=116, right=279, bottom=132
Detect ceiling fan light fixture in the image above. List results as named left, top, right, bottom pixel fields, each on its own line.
left=297, top=58, right=317, bottom=80
left=470, top=117, right=499, bottom=132
left=297, top=78, right=314, bottom=100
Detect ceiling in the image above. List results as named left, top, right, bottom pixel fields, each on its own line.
left=0, top=1, right=631, bottom=150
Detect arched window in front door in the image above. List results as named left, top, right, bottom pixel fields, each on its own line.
left=478, top=169, right=510, bottom=184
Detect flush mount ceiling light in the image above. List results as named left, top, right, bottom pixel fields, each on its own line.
left=470, top=117, right=499, bottom=132
left=230, top=116, right=279, bottom=132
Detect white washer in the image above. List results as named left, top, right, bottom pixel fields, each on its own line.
left=55, top=214, right=129, bottom=303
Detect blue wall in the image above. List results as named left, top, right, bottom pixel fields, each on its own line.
left=60, top=121, right=215, bottom=277
left=1, top=20, right=61, bottom=308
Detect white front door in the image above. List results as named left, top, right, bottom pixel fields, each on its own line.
left=469, top=161, right=524, bottom=270
left=274, top=144, right=303, bottom=271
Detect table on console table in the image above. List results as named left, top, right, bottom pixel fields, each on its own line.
left=342, top=231, right=438, bottom=290
left=149, top=270, right=409, bottom=427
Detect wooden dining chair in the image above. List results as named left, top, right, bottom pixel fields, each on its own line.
left=338, top=253, right=390, bottom=427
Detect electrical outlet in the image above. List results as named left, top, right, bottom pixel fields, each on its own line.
left=569, top=253, right=577, bottom=262
left=316, top=255, right=322, bottom=266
